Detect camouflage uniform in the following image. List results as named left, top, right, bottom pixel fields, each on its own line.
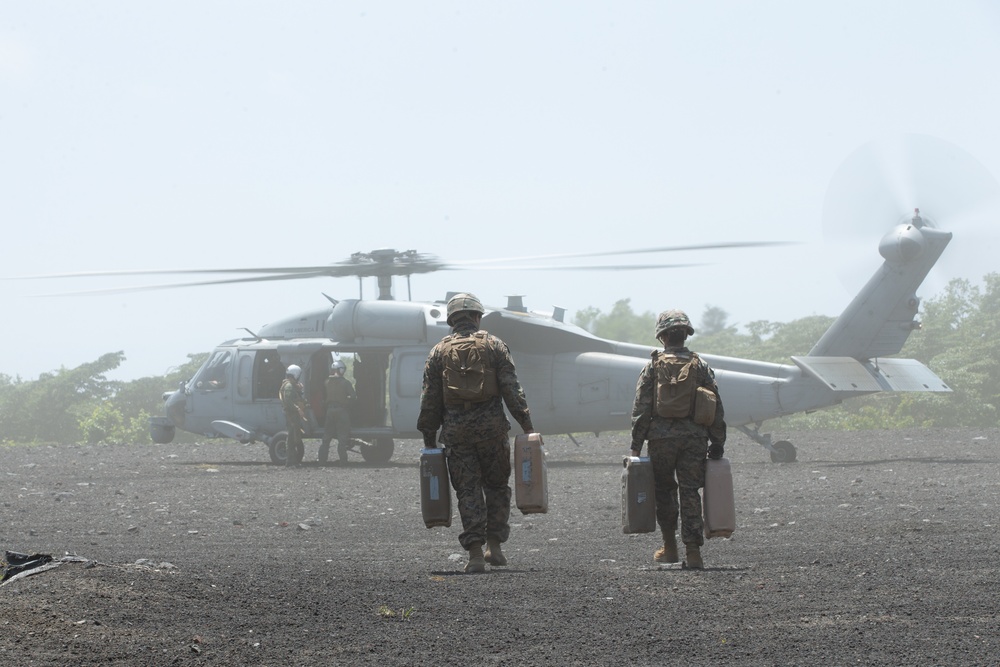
left=279, top=378, right=308, bottom=466
left=631, top=345, right=727, bottom=547
left=321, top=374, right=356, bottom=462
left=418, top=319, right=534, bottom=550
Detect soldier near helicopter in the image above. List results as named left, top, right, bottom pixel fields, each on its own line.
left=417, top=292, right=535, bottom=573
left=630, top=309, right=727, bottom=569
left=279, top=364, right=309, bottom=467
left=320, top=359, right=356, bottom=464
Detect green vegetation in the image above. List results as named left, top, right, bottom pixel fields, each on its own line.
left=574, top=274, right=1000, bottom=430
left=0, top=352, right=207, bottom=445
left=377, top=604, right=415, bottom=621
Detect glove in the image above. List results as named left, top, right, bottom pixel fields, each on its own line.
left=707, top=442, right=724, bottom=460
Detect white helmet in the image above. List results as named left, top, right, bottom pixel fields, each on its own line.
left=286, top=364, right=302, bottom=381
left=330, top=359, right=346, bottom=374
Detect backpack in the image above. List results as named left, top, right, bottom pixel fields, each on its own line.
left=442, top=332, right=499, bottom=407
left=653, top=352, right=699, bottom=419
left=652, top=351, right=717, bottom=425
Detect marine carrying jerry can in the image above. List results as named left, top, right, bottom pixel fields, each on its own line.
left=622, top=456, right=656, bottom=534
left=420, top=448, right=452, bottom=528
left=514, top=433, right=549, bottom=514
left=703, top=457, right=736, bottom=538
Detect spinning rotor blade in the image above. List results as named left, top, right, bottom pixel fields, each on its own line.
left=450, top=240, right=791, bottom=266
left=14, top=240, right=789, bottom=296
left=30, top=271, right=338, bottom=296
left=823, top=133, right=1000, bottom=293
left=456, top=263, right=705, bottom=272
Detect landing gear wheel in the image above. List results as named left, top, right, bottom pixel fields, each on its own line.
left=360, top=436, right=395, bottom=464
left=769, top=440, right=797, bottom=463
left=268, top=432, right=289, bottom=465
left=150, top=423, right=175, bottom=444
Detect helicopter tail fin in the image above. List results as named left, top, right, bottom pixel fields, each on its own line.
left=789, top=218, right=953, bottom=394
left=807, top=219, right=952, bottom=360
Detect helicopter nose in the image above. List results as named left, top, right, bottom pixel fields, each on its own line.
left=164, top=390, right=186, bottom=428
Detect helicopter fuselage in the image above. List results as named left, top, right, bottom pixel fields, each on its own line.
left=150, top=219, right=953, bottom=464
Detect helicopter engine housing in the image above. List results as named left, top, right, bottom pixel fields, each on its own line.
left=329, top=299, right=430, bottom=343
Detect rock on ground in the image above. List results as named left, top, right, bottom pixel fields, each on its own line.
left=1, top=427, right=998, bottom=666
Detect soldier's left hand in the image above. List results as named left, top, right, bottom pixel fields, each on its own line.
left=707, top=442, right=724, bottom=459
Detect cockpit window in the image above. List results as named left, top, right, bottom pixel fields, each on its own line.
left=194, top=349, right=232, bottom=390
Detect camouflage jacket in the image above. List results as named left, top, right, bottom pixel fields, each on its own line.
left=417, top=320, right=533, bottom=447
left=630, top=345, right=727, bottom=451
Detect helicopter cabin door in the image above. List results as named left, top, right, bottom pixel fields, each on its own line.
left=230, top=349, right=285, bottom=435
left=388, top=346, right=431, bottom=439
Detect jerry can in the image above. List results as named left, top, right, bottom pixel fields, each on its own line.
left=622, top=456, right=656, bottom=534
left=420, top=448, right=451, bottom=528
left=703, top=457, right=736, bottom=538
left=514, top=433, right=549, bottom=514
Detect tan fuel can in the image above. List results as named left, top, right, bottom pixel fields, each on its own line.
left=514, top=433, right=549, bottom=514
left=703, top=457, right=736, bottom=538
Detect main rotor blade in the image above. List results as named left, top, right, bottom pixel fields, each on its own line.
left=31, top=271, right=336, bottom=296
left=14, top=263, right=435, bottom=280
left=450, top=240, right=793, bottom=266
left=29, top=262, right=710, bottom=295
left=455, top=262, right=706, bottom=271
left=12, top=239, right=792, bottom=295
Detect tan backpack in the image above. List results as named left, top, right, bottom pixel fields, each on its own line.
left=442, top=332, right=499, bottom=407
left=653, top=352, right=717, bottom=425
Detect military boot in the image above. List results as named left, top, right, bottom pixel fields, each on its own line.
left=485, top=537, right=507, bottom=566
left=654, top=532, right=679, bottom=563
left=318, top=443, right=330, bottom=463
left=465, top=543, right=487, bottom=574
left=684, top=544, right=704, bottom=570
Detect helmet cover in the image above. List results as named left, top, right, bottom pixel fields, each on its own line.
left=446, top=292, right=485, bottom=325
left=654, top=309, right=695, bottom=338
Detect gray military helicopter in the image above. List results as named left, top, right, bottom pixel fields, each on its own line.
left=125, top=210, right=951, bottom=465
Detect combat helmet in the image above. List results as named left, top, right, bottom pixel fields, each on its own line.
left=330, top=359, right=346, bottom=374
left=654, top=309, right=695, bottom=339
left=446, top=292, right=485, bottom=325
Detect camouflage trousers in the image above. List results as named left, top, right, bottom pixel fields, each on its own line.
left=648, top=436, right=707, bottom=546
left=445, top=433, right=512, bottom=550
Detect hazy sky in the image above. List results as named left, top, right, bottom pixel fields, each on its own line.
left=3, top=1, right=1000, bottom=381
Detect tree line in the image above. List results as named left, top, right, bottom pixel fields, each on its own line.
left=0, top=353, right=207, bottom=445
left=1, top=274, right=996, bottom=444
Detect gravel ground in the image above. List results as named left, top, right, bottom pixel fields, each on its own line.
left=2, top=427, right=998, bottom=666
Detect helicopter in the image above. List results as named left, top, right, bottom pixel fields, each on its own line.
left=126, top=210, right=952, bottom=465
